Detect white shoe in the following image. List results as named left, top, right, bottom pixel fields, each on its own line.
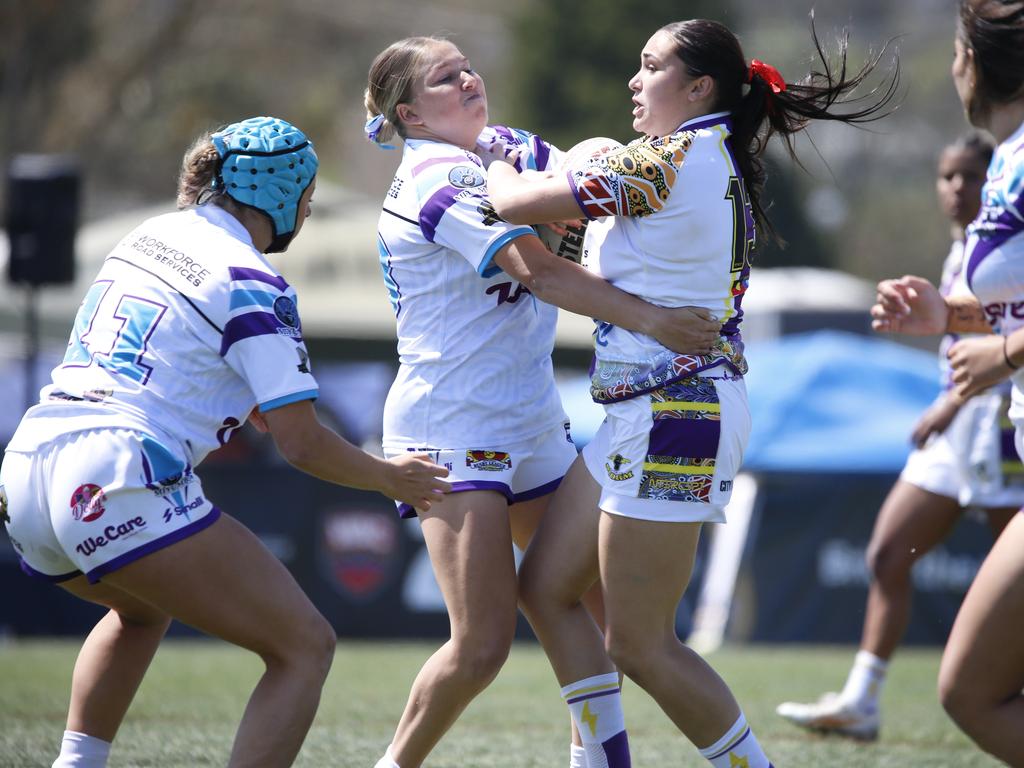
left=775, top=692, right=879, bottom=741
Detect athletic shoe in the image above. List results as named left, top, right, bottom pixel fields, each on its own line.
left=775, top=692, right=879, bottom=741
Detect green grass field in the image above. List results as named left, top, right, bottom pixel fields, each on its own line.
left=0, top=639, right=1003, bottom=767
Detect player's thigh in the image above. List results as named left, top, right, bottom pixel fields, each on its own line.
left=941, top=512, right=1024, bottom=703
left=417, top=489, right=519, bottom=636
left=59, top=574, right=170, bottom=627
left=868, top=480, right=962, bottom=561
left=508, top=493, right=549, bottom=552
left=599, top=513, right=702, bottom=634
left=518, top=456, right=602, bottom=604
left=101, top=512, right=330, bottom=657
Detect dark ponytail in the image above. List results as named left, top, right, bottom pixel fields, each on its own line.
left=662, top=16, right=900, bottom=245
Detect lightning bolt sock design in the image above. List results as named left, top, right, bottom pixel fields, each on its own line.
left=697, top=713, right=771, bottom=768
left=561, top=673, right=630, bottom=768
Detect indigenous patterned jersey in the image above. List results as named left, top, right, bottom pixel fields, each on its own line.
left=565, top=112, right=753, bottom=402
left=376, top=137, right=566, bottom=449
left=964, top=120, right=1024, bottom=422
left=7, top=205, right=317, bottom=465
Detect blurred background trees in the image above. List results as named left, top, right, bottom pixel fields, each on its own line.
left=0, top=0, right=970, bottom=285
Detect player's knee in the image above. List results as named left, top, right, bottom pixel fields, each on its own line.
left=865, top=536, right=912, bottom=584
left=266, top=611, right=336, bottom=682
left=451, top=632, right=513, bottom=687
left=938, top=665, right=979, bottom=732
left=604, top=626, right=653, bottom=682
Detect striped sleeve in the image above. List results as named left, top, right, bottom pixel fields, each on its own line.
left=220, top=265, right=318, bottom=411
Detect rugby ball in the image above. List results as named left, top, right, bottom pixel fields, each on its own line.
left=536, top=137, right=622, bottom=262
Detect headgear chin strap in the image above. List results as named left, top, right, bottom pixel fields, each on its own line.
left=211, top=116, right=318, bottom=253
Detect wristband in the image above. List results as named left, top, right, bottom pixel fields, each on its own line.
left=1004, top=336, right=1020, bottom=371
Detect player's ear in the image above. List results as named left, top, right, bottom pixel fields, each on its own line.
left=396, top=103, right=421, bottom=128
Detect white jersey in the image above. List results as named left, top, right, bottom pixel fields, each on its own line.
left=965, top=119, right=1024, bottom=426
left=566, top=112, right=751, bottom=402
left=6, top=205, right=318, bottom=466
left=376, top=137, right=566, bottom=450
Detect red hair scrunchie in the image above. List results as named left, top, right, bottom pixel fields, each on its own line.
left=748, top=59, right=787, bottom=94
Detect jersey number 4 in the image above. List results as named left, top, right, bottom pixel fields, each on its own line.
left=62, top=280, right=168, bottom=385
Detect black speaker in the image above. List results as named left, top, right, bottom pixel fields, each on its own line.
left=6, top=154, right=80, bottom=286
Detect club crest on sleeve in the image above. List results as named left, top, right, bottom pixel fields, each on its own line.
left=449, top=165, right=485, bottom=189
left=273, top=296, right=300, bottom=328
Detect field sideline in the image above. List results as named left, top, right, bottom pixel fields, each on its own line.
left=0, top=639, right=1002, bottom=767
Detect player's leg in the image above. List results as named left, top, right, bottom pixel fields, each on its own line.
left=100, top=512, right=336, bottom=768
left=861, top=480, right=961, bottom=658
left=517, top=457, right=630, bottom=766
left=386, top=490, right=519, bottom=768
left=777, top=479, right=961, bottom=739
left=938, top=511, right=1024, bottom=765
left=599, top=514, right=770, bottom=767
left=55, top=579, right=171, bottom=743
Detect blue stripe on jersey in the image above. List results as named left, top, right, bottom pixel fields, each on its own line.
left=479, top=228, right=535, bottom=278
left=259, top=388, right=319, bottom=412
left=228, top=266, right=288, bottom=292
left=377, top=234, right=402, bottom=316
left=229, top=288, right=278, bottom=312
left=221, top=311, right=287, bottom=356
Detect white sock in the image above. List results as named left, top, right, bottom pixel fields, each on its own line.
left=373, top=745, right=400, bottom=768
left=561, top=672, right=630, bottom=767
left=52, top=730, right=111, bottom=768
left=569, top=742, right=588, bottom=768
left=840, top=650, right=888, bottom=711
left=698, top=713, right=771, bottom=768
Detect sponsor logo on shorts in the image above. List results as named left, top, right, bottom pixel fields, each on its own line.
left=162, top=496, right=206, bottom=523
left=563, top=421, right=574, bottom=444
left=0, top=484, right=9, bottom=526
left=296, top=347, right=311, bottom=374
left=605, top=454, right=634, bottom=481
left=70, top=484, right=107, bottom=523
left=75, top=516, right=147, bottom=557
left=720, top=480, right=733, bottom=492
left=466, top=450, right=512, bottom=471
left=145, top=467, right=195, bottom=498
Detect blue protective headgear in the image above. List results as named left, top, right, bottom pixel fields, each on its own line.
left=211, top=116, right=318, bottom=253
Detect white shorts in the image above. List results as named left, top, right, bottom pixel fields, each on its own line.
left=582, top=375, right=750, bottom=523
left=0, top=427, right=219, bottom=584
left=385, top=420, right=578, bottom=518
left=901, top=391, right=1024, bottom=509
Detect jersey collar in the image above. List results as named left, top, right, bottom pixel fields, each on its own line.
left=675, top=111, right=732, bottom=134
left=194, top=203, right=256, bottom=249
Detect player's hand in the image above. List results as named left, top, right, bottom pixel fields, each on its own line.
left=247, top=407, right=269, bottom=434
left=650, top=306, right=722, bottom=355
left=383, top=453, right=451, bottom=511
left=948, top=335, right=1011, bottom=400
left=870, top=275, right=947, bottom=335
left=910, top=395, right=961, bottom=448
